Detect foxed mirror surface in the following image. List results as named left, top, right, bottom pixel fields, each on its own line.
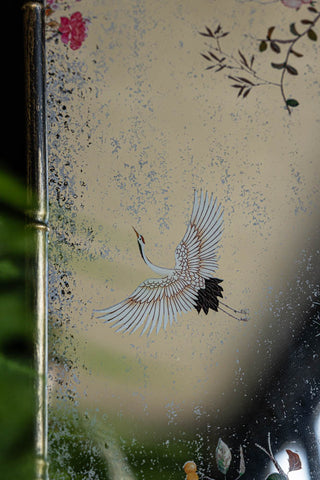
left=46, top=0, right=320, bottom=478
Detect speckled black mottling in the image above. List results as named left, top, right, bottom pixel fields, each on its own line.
left=195, top=278, right=223, bottom=314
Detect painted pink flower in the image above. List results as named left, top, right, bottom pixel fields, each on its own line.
left=59, top=12, right=88, bottom=50
left=281, top=0, right=311, bottom=8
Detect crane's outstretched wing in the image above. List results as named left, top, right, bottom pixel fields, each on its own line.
left=174, top=190, right=223, bottom=283
left=96, top=190, right=224, bottom=336
left=95, top=272, right=198, bottom=336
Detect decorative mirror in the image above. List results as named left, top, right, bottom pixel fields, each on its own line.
left=27, top=0, right=320, bottom=478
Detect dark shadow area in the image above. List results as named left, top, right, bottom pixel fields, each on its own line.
left=204, top=244, right=320, bottom=479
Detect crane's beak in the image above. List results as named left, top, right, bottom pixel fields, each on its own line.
left=132, top=226, right=139, bottom=238
left=132, top=226, right=145, bottom=244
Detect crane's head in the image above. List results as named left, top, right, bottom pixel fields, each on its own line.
left=132, top=226, right=145, bottom=245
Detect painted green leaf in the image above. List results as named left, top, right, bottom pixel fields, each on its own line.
left=199, top=28, right=214, bottom=38
left=266, top=474, right=287, bottom=480
left=205, top=26, right=214, bottom=37
left=267, top=26, right=275, bottom=39
left=308, top=29, right=317, bottom=41
left=259, top=40, right=267, bottom=52
left=286, top=98, right=299, bottom=107
left=215, top=438, right=232, bottom=474
left=201, top=53, right=212, bottom=62
left=238, top=50, right=249, bottom=67
left=271, top=62, right=286, bottom=69
left=291, top=49, right=303, bottom=58
left=290, top=23, right=300, bottom=36
left=209, top=51, right=220, bottom=61
left=286, top=64, right=298, bottom=75
left=237, top=77, right=254, bottom=85
left=270, top=41, right=281, bottom=53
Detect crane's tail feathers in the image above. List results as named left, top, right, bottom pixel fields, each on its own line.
left=195, top=278, right=248, bottom=322
left=195, top=277, right=223, bottom=314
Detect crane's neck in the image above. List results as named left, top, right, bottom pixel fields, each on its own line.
left=138, top=241, right=173, bottom=276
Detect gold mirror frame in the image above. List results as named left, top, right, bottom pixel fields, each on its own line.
left=24, top=2, right=49, bottom=478
left=23, top=1, right=320, bottom=479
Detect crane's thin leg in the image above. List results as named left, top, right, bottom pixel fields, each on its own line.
left=219, top=306, right=248, bottom=322
left=219, top=301, right=246, bottom=315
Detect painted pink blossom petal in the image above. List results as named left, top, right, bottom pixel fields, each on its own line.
left=70, top=41, right=82, bottom=50
left=70, top=11, right=83, bottom=22
left=59, top=16, right=70, bottom=27
left=61, top=33, right=71, bottom=45
left=58, top=12, right=88, bottom=50
left=59, top=17, right=71, bottom=34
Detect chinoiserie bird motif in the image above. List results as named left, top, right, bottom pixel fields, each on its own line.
left=95, top=190, right=247, bottom=336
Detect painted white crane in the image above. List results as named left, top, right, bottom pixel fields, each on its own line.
left=95, top=190, right=247, bottom=336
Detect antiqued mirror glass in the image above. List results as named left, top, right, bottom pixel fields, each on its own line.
left=46, top=0, right=320, bottom=478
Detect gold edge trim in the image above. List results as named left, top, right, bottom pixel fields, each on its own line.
left=23, top=2, right=49, bottom=479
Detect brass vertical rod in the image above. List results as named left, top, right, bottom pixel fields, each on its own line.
left=23, top=2, right=49, bottom=479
